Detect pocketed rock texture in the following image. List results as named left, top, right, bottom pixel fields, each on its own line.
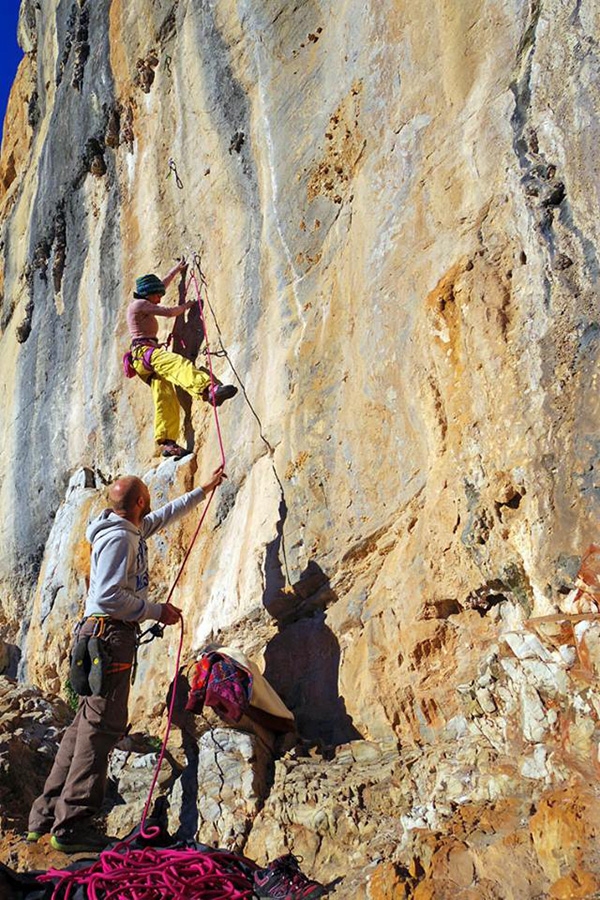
left=0, top=0, right=599, bottom=895
left=0, top=679, right=72, bottom=835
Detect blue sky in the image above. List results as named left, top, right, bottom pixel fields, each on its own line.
left=0, top=2, right=24, bottom=137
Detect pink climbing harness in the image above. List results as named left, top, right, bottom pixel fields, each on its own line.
left=123, top=339, right=163, bottom=379
left=122, top=350, right=137, bottom=378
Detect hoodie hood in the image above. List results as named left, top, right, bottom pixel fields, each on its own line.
left=86, top=509, right=140, bottom=544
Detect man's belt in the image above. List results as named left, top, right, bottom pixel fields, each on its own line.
left=130, top=337, right=159, bottom=348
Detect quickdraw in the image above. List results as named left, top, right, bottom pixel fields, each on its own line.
left=167, top=157, right=184, bottom=189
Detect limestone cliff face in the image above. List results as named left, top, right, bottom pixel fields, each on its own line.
left=1, top=0, right=600, bottom=894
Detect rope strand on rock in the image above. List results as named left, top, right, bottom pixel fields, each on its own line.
left=138, top=258, right=227, bottom=838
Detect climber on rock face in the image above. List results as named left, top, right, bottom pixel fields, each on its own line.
left=26, top=466, right=226, bottom=854
left=127, top=258, right=237, bottom=459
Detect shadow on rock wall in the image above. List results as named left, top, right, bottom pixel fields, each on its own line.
left=263, top=557, right=362, bottom=747
left=172, top=271, right=206, bottom=452
left=167, top=670, right=203, bottom=841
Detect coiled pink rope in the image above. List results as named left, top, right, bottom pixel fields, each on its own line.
left=38, top=846, right=256, bottom=899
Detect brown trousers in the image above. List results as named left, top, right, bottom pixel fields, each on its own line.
left=28, top=617, right=137, bottom=837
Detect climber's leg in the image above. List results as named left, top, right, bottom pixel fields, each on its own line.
left=149, top=348, right=238, bottom=406
left=149, top=347, right=212, bottom=399
left=152, top=377, right=181, bottom=443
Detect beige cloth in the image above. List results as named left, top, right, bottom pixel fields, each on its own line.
left=215, top=645, right=294, bottom=722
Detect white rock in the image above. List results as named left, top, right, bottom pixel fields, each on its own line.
left=503, top=631, right=553, bottom=662
left=520, top=745, right=548, bottom=780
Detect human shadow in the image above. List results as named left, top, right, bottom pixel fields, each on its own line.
left=262, top=554, right=362, bottom=748
left=166, top=669, right=202, bottom=841
left=171, top=273, right=206, bottom=451
left=3, top=643, right=21, bottom=679
left=172, top=275, right=205, bottom=363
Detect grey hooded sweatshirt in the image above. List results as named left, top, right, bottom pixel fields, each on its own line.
left=84, top=487, right=206, bottom=622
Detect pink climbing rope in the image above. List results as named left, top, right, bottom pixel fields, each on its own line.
left=136, top=260, right=228, bottom=838
left=189, top=260, right=227, bottom=469
left=38, top=846, right=256, bottom=899
left=36, top=258, right=242, bottom=898
left=137, top=613, right=185, bottom=838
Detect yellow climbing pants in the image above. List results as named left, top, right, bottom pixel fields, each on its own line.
left=131, top=345, right=212, bottom=443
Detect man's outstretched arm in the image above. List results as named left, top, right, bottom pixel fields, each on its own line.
left=141, top=467, right=226, bottom=538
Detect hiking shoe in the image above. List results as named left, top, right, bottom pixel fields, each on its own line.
left=159, top=440, right=191, bottom=459
left=202, top=384, right=238, bottom=407
left=253, top=854, right=327, bottom=898
left=25, top=829, right=50, bottom=842
left=50, top=829, right=113, bottom=854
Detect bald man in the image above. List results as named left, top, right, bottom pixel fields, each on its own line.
left=27, top=467, right=224, bottom=853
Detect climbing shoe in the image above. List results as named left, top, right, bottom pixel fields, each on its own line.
left=69, top=635, right=92, bottom=696
left=87, top=635, right=110, bottom=696
left=202, top=384, right=238, bottom=407
left=253, top=854, right=328, bottom=898
left=50, top=829, right=114, bottom=854
left=159, top=441, right=191, bottom=459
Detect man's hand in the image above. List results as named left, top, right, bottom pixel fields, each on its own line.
left=202, top=465, right=227, bottom=494
left=185, top=299, right=196, bottom=310
left=159, top=603, right=182, bottom=626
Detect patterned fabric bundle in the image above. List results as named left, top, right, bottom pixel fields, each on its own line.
left=185, top=651, right=253, bottom=723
